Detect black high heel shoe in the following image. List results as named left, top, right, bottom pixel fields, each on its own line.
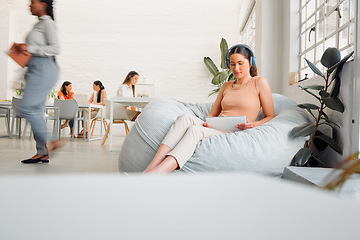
left=21, top=155, right=49, bottom=164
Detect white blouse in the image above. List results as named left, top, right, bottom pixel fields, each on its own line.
left=117, top=84, right=134, bottom=97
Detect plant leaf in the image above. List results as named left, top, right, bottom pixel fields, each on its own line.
left=319, top=90, right=330, bottom=98
left=298, top=103, right=319, bottom=110
left=211, top=71, right=229, bottom=85
left=323, top=97, right=345, bottom=113
left=314, top=135, right=343, bottom=155
left=220, top=38, right=229, bottom=69
left=291, top=123, right=316, bottom=137
left=332, top=127, right=338, bottom=141
left=299, top=86, right=321, bottom=101
left=298, top=104, right=318, bottom=119
left=228, top=72, right=235, bottom=81
left=204, top=57, right=220, bottom=76
left=321, top=47, right=341, bottom=68
left=301, top=107, right=317, bottom=120
left=305, top=58, right=325, bottom=79
left=226, top=69, right=235, bottom=81
left=290, top=147, right=312, bottom=166
left=303, top=85, right=325, bottom=90
left=333, top=51, right=354, bottom=79
left=327, top=50, right=354, bottom=74
left=330, top=77, right=340, bottom=97
left=208, top=88, right=220, bottom=97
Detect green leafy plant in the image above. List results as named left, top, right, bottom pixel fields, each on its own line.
left=48, top=88, right=57, bottom=99
left=204, top=38, right=235, bottom=96
left=14, top=82, right=24, bottom=96
left=290, top=48, right=354, bottom=167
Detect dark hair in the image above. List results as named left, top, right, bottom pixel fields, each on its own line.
left=228, top=46, right=258, bottom=77
left=93, top=80, right=105, bottom=103
left=40, top=0, right=55, bottom=20
left=60, top=81, right=71, bottom=97
left=122, top=71, right=139, bottom=97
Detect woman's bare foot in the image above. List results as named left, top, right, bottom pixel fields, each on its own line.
left=77, top=129, right=88, bottom=138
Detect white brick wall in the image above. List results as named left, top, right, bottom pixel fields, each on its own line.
left=1, top=0, right=244, bottom=103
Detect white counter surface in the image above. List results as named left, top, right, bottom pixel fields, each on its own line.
left=0, top=173, right=359, bottom=240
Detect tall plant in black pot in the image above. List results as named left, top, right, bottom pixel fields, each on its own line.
left=291, top=47, right=354, bottom=167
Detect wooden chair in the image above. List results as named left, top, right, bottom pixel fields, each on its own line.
left=101, top=99, right=130, bottom=145
left=90, top=113, right=108, bottom=138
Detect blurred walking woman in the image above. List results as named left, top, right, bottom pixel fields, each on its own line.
left=15, top=0, right=60, bottom=163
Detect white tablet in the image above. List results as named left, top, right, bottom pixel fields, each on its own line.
left=205, top=116, right=247, bottom=132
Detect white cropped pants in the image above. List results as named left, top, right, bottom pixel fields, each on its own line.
left=162, top=114, right=225, bottom=168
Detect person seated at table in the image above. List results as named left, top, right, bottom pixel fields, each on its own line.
left=78, top=80, right=107, bottom=138
left=57, top=81, right=74, bottom=136
left=116, top=71, right=141, bottom=121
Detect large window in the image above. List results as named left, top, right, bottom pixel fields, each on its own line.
left=299, top=0, right=355, bottom=79
left=239, top=1, right=256, bottom=52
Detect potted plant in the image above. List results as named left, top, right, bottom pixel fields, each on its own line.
left=14, top=82, right=24, bottom=96
left=204, top=38, right=235, bottom=96
left=291, top=47, right=354, bottom=167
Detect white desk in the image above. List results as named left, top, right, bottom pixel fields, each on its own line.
left=0, top=101, right=104, bottom=141
left=108, top=97, right=156, bottom=151
left=0, top=173, right=359, bottom=240
left=0, top=100, right=59, bottom=139
left=0, top=101, right=11, bottom=106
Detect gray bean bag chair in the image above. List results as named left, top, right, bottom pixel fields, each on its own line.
left=118, top=93, right=310, bottom=176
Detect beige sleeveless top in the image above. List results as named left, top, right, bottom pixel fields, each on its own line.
left=220, top=77, right=261, bottom=122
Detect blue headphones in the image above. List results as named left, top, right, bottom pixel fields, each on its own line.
left=225, top=44, right=256, bottom=68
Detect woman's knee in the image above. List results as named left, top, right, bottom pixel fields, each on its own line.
left=176, top=113, right=192, bottom=121
left=175, top=114, right=199, bottom=126
left=186, top=125, right=205, bottom=138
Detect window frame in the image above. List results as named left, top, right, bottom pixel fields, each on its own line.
left=298, top=0, right=355, bottom=79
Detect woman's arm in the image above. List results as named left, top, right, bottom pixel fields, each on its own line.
left=254, top=77, right=275, bottom=127
left=91, top=90, right=107, bottom=106
left=117, top=85, right=124, bottom=97
left=207, top=82, right=228, bottom=117
left=57, top=91, right=65, bottom=100
left=87, top=92, right=94, bottom=104
left=203, top=83, right=228, bottom=127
